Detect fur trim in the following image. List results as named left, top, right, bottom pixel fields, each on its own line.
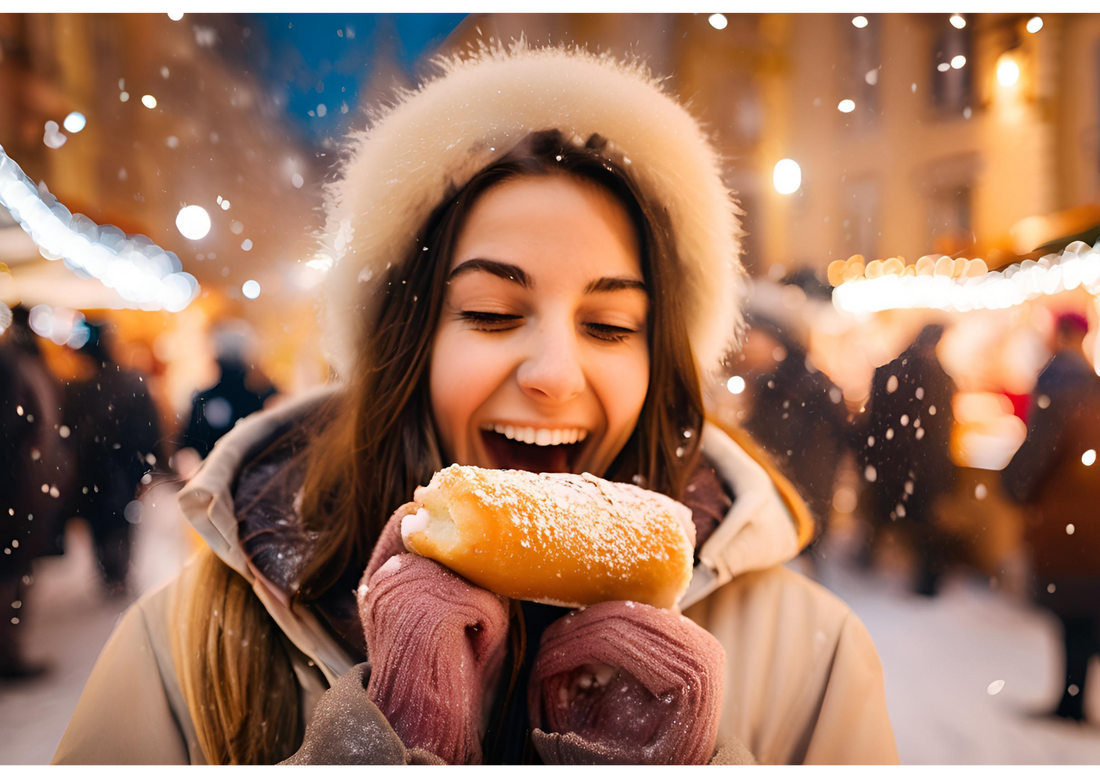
left=321, top=37, right=745, bottom=379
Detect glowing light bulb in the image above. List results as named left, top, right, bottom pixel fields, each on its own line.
left=773, top=159, right=802, bottom=195
left=141, top=94, right=157, bottom=109
left=708, top=14, right=728, bottom=30
left=242, top=280, right=261, bottom=299
left=950, top=14, right=966, bottom=29
left=175, top=205, right=211, bottom=240
left=168, top=11, right=184, bottom=21
left=727, top=375, right=746, bottom=395
left=997, top=55, right=1020, bottom=87
left=838, top=99, right=856, bottom=113
left=63, top=112, right=86, bottom=133
left=1026, top=16, right=1043, bottom=34
left=951, top=55, right=967, bottom=69
left=1083, top=449, right=1097, bottom=467
left=852, top=16, right=868, bottom=29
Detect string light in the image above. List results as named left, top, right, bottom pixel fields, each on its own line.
left=852, top=16, right=869, bottom=29
left=832, top=240, right=1100, bottom=314
left=0, top=144, right=199, bottom=312
left=950, top=14, right=966, bottom=29
left=708, top=14, right=728, bottom=30
left=838, top=99, right=856, bottom=113
left=1026, top=16, right=1043, bottom=34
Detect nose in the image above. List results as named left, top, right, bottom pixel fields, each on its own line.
left=516, top=320, right=586, bottom=404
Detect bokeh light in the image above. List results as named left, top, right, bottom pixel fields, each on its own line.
left=175, top=205, right=211, bottom=240
left=773, top=158, right=802, bottom=195
left=62, top=112, right=86, bottom=133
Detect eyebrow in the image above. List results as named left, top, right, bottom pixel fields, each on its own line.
left=448, top=258, right=647, bottom=296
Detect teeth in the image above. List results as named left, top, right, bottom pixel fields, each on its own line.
left=483, top=424, right=588, bottom=446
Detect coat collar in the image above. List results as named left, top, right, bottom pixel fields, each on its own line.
left=177, top=384, right=803, bottom=681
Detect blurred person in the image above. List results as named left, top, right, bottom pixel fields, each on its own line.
left=62, top=322, right=164, bottom=596
left=856, top=324, right=958, bottom=597
left=1002, top=312, right=1100, bottom=723
left=738, top=313, right=850, bottom=563
left=175, top=320, right=277, bottom=473
left=0, top=305, right=75, bottom=679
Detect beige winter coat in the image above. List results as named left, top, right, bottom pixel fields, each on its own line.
left=53, top=386, right=899, bottom=765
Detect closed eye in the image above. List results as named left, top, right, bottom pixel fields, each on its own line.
left=458, top=312, right=638, bottom=343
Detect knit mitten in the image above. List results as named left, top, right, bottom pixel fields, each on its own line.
left=358, top=552, right=510, bottom=764
left=528, top=600, right=725, bottom=765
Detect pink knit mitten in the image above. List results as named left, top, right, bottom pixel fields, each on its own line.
left=528, top=600, right=725, bottom=765
left=358, top=551, right=510, bottom=764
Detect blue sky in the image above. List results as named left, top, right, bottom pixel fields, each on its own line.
left=249, top=13, right=466, bottom=144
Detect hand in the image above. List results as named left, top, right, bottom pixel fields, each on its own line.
left=358, top=552, right=510, bottom=765
left=528, top=600, right=725, bottom=765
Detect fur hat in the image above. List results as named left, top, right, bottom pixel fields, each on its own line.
left=321, top=38, right=745, bottom=379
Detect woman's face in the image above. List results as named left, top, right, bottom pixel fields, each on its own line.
left=429, top=174, right=650, bottom=476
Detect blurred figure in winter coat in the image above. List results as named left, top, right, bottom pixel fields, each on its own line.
left=857, top=324, right=958, bottom=597
left=1002, top=312, right=1100, bottom=723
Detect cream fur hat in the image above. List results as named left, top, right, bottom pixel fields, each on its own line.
left=320, top=38, right=745, bottom=379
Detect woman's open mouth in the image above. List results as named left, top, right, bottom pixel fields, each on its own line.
left=479, top=423, right=589, bottom=474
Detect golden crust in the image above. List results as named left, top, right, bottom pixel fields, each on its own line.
left=404, top=465, right=695, bottom=609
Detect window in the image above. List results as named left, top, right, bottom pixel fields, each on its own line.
left=923, top=154, right=978, bottom=255
left=844, top=14, right=881, bottom=128
left=930, top=20, right=973, bottom=114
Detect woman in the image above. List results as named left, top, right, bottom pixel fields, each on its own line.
left=53, top=41, right=898, bottom=765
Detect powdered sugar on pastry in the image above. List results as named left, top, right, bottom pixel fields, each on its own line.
left=404, top=465, right=696, bottom=609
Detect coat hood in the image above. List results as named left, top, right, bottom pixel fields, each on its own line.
left=177, top=386, right=804, bottom=683
left=320, top=38, right=746, bottom=382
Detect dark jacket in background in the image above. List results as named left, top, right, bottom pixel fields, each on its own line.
left=0, top=340, right=74, bottom=578
left=858, top=337, right=957, bottom=527
left=744, top=352, right=849, bottom=530
left=63, top=359, right=163, bottom=584
left=180, top=358, right=276, bottom=458
left=1002, top=350, right=1100, bottom=597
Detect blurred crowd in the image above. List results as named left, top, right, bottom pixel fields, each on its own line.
left=713, top=274, right=1100, bottom=725
left=1, top=305, right=277, bottom=680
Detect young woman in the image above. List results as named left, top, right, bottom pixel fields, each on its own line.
left=53, top=41, right=898, bottom=765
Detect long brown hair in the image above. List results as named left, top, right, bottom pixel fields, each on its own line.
left=176, top=129, right=709, bottom=763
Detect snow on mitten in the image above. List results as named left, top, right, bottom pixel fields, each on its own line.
left=528, top=600, right=725, bottom=765
left=358, top=552, right=510, bottom=764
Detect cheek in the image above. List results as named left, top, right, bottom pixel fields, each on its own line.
left=429, top=327, right=512, bottom=459
left=591, top=343, right=650, bottom=434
